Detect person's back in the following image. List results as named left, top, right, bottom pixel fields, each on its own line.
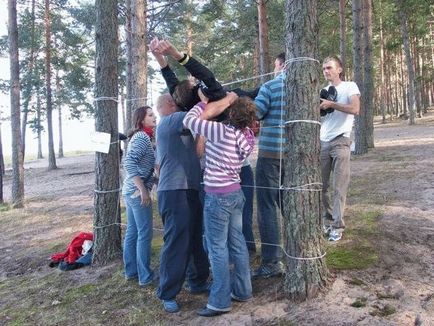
left=157, top=111, right=201, bottom=191
left=255, top=73, right=286, bottom=159
left=252, top=52, right=287, bottom=279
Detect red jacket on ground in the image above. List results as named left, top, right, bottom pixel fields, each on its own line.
left=51, top=232, right=93, bottom=264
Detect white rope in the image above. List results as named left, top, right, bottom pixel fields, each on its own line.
left=245, top=240, right=327, bottom=261
left=222, top=71, right=276, bottom=87
left=94, top=188, right=122, bottom=194
left=93, top=97, right=119, bottom=103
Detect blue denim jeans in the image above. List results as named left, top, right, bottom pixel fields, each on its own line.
left=255, top=157, right=283, bottom=264
left=123, top=194, right=154, bottom=285
left=240, top=165, right=256, bottom=252
left=204, top=189, right=252, bottom=311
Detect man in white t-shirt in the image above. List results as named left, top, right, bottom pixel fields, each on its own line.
left=319, top=56, right=360, bottom=241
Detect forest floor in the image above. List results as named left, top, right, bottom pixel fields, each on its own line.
left=1, top=111, right=434, bottom=326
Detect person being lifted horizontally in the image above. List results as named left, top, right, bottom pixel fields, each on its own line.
left=319, top=55, right=360, bottom=242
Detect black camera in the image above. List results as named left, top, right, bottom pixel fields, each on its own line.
left=319, top=86, right=337, bottom=116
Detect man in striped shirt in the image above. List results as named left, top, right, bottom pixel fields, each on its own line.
left=252, top=53, right=286, bottom=279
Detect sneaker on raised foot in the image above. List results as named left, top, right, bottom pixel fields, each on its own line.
left=252, top=261, right=283, bottom=279
left=162, top=299, right=180, bottom=313
left=328, top=229, right=342, bottom=242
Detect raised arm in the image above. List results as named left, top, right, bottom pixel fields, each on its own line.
left=149, top=37, right=179, bottom=95
left=200, top=92, right=238, bottom=120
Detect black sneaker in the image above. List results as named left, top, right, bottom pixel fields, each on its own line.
left=251, top=262, right=284, bottom=279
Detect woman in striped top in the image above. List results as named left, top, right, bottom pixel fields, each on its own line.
left=183, top=93, right=256, bottom=316
left=122, top=106, right=157, bottom=287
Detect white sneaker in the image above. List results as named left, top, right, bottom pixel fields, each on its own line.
left=328, top=229, right=342, bottom=241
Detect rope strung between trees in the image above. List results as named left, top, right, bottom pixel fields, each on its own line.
left=93, top=57, right=326, bottom=260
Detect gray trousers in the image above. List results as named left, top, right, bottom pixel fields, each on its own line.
left=320, top=135, right=351, bottom=229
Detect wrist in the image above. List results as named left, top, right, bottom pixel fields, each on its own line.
left=178, top=53, right=190, bottom=65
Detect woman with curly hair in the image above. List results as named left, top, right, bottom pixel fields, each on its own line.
left=183, top=93, right=256, bottom=317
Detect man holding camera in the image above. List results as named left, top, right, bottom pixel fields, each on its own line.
left=320, top=56, right=360, bottom=242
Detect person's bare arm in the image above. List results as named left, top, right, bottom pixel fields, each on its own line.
left=200, top=92, right=238, bottom=120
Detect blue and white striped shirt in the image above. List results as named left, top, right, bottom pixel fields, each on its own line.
left=122, top=131, right=155, bottom=195
left=255, top=73, right=287, bottom=159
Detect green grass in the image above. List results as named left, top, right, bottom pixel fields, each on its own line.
left=326, top=207, right=382, bottom=270
left=351, top=297, right=368, bottom=308
left=0, top=202, right=11, bottom=212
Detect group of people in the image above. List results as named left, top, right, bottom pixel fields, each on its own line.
left=120, top=38, right=360, bottom=317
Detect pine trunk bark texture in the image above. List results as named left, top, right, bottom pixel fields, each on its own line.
left=398, top=3, right=416, bottom=125
left=352, top=0, right=367, bottom=155
left=93, top=0, right=122, bottom=265
left=283, top=0, right=328, bottom=301
left=45, top=0, right=57, bottom=169
left=362, top=0, right=374, bottom=149
left=338, top=0, right=346, bottom=80
left=8, top=0, right=24, bottom=208
left=257, top=0, right=270, bottom=84
left=125, top=0, right=133, bottom=133
left=131, top=0, right=148, bottom=110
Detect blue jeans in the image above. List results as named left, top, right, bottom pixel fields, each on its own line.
left=255, top=157, right=283, bottom=264
left=204, top=189, right=252, bottom=311
left=123, top=194, right=154, bottom=285
left=240, top=165, right=256, bottom=252
left=157, top=190, right=209, bottom=300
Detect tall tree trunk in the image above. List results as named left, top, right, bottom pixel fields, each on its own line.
left=93, top=0, right=122, bottom=265
left=397, top=2, right=416, bottom=125
left=45, top=0, right=57, bottom=169
left=379, top=0, right=386, bottom=123
left=56, top=69, right=64, bottom=158
left=362, top=0, right=374, bottom=149
left=338, top=0, right=346, bottom=80
left=283, top=0, right=328, bottom=300
left=253, top=26, right=260, bottom=87
left=125, top=0, right=133, bottom=133
left=120, top=85, right=126, bottom=134
left=130, top=0, right=148, bottom=111
left=352, top=0, right=367, bottom=154
left=257, top=0, right=270, bottom=84
left=8, top=0, right=24, bottom=208
left=36, top=92, right=43, bottom=159
left=412, top=36, right=422, bottom=118
left=21, top=0, right=36, bottom=161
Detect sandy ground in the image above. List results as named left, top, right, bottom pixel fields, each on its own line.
left=1, top=112, right=434, bottom=325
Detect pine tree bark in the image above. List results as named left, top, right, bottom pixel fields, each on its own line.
left=45, top=0, right=57, bottom=169
left=36, top=90, right=43, bottom=159
left=397, top=1, right=416, bottom=125
left=93, top=0, right=122, bottom=265
left=125, top=0, right=133, bottom=133
left=130, top=0, right=148, bottom=110
left=8, top=0, right=24, bottom=208
left=338, top=0, right=346, bottom=80
left=362, top=0, right=374, bottom=149
left=21, top=0, right=36, bottom=160
left=352, top=0, right=367, bottom=154
left=56, top=69, right=64, bottom=158
left=379, top=0, right=386, bottom=123
left=283, top=0, right=328, bottom=301
left=257, top=0, right=270, bottom=84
